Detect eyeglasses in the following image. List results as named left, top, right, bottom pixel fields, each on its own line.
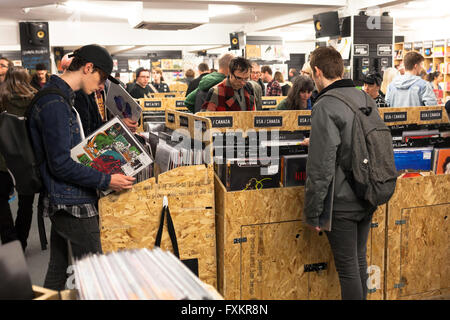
left=0, top=63, right=8, bottom=68
left=232, top=73, right=249, bottom=82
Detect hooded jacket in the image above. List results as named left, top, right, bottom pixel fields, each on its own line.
left=184, top=72, right=226, bottom=113
left=385, top=74, right=437, bottom=107
left=304, top=79, right=373, bottom=228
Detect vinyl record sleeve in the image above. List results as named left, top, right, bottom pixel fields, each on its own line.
left=71, top=116, right=152, bottom=177
left=105, top=81, right=142, bottom=122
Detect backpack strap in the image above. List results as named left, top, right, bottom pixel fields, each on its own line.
left=321, top=89, right=374, bottom=116
left=26, top=87, right=71, bottom=119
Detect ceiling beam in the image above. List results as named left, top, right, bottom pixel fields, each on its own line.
left=124, top=0, right=347, bottom=5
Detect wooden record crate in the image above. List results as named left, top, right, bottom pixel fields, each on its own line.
left=99, top=165, right=217, bottom=288
left=214, top=174, right=386, bottom=300
left=32, top=286, right=77, bottom=300
left=378, top=105, right=449, bottom=126
left=99, top=111, right=217, bottom=287
left=261, top=96, right=286, bottom=110
left=385, top=173, right=450, bottom=300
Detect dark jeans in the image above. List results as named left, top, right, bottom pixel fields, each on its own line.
left=0, top=171, right=35, bottom=250
left=43, top=210, right=102, bottom=291
left=325, top=210, right=373, bottom=300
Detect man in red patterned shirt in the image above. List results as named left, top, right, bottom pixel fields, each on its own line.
left=201, top=57, right=256, bottom=112
left=261, top=65, right=282, bottom=96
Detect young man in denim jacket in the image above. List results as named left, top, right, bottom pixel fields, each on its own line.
left=28, top=44, right=135, bottom=290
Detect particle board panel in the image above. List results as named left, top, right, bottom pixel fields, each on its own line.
left=215, top=172, right=387, bottom=300
left=240, top=221, right=309, bottom=300
left=378, top=106, right=449, bottom=126
left=366, top=205, right=386, bottom=300
left=98, top=165, right=217, bottom=288
left=261, top=96, right=286, bottom=109
left=399, top=204, right=449, bottom=297
left=386, top=174, right=450, bottom=300
left=197, top=110, right=312, bottom=135
left=307, top=229, right=341, bottom=300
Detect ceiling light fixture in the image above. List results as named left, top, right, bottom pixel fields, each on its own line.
left=208, top=5, right=242, bottom=18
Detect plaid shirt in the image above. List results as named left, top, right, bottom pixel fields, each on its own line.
left=375, top=94, right=388, bottom=108
left=42, top=194, right=98, bottom=218
left=202, top=78, right=255, bottom=111
left=266, top=80, right=282, bottom=96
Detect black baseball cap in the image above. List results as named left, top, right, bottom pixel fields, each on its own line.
left=69, top=44, right=119, bottom=84
left=363, top=72, right=382, bottom=86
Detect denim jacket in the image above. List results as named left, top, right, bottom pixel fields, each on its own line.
left=28, top=75, right=111, bottom=205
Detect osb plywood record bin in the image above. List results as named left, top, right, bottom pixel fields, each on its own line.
left=197, top=110, right=386, bottom=300
left=378, top=105, right=449, bottom=126
left=138, top=97, right=189, bottom=132
left=261, top=96, right=286, bottom=110
left=99, top=111, right=218, bottom=288
left=385, top=169, right=450, bottom=300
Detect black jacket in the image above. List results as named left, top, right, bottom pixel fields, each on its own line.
left=186, top=73, right=209, bottom=96
left=73, top=90, right=104, bottom=136
left=30, top=74, right=50, bottom=91
left=304, top=79, right=372, bottom=227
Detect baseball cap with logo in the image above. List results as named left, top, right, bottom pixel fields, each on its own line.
left=69, top=44, right=119, bottom=84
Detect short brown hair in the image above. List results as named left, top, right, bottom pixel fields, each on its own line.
left=185, top=69, right=195, bottom=78
left=198, top=63, right=209, bottom=73
left=403, top=51, right=424, bottom=71
left=310, top=46, right=343, bottom=80
left=261, top=65, right=272, bottom=75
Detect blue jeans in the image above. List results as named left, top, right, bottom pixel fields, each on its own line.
left=325, top=210, right=373, bottom=300
left=43, top=210, right=102, bottom=290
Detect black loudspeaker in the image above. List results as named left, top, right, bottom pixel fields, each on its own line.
left=230, top=33, right=240, bottom=50
left=25, top=22, right=49, bottom=46
left=313, top=11, right=340, bottom=38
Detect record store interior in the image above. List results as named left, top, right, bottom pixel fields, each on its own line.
left=0, top=0, right=449, bottom=302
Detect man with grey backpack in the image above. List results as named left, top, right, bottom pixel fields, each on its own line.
left=303, top=47, right=397, bottom=300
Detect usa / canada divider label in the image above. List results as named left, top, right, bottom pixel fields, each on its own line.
left=420, top=110, right=442, bottom=121
left=254, top=116, right=282, bottom=127
left=209, top=116, right=233, bottom=128
left=383, top=112, right=407, bottom=122
left=298, top=115, right=311, bottom=126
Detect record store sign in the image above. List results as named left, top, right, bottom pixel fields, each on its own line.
left=377, top=44, right=392, bottom=56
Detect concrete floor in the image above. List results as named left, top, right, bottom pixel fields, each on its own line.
left=9, top=193, right=51, bottom=287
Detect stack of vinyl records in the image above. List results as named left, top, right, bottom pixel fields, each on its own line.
left=73, top=248, right=221, bottom=300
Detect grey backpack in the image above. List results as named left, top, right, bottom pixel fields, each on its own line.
left=322, top=90, right=399, bottom=207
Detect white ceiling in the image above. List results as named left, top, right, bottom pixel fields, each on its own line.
left=0, top=0, right=448, bottom=55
